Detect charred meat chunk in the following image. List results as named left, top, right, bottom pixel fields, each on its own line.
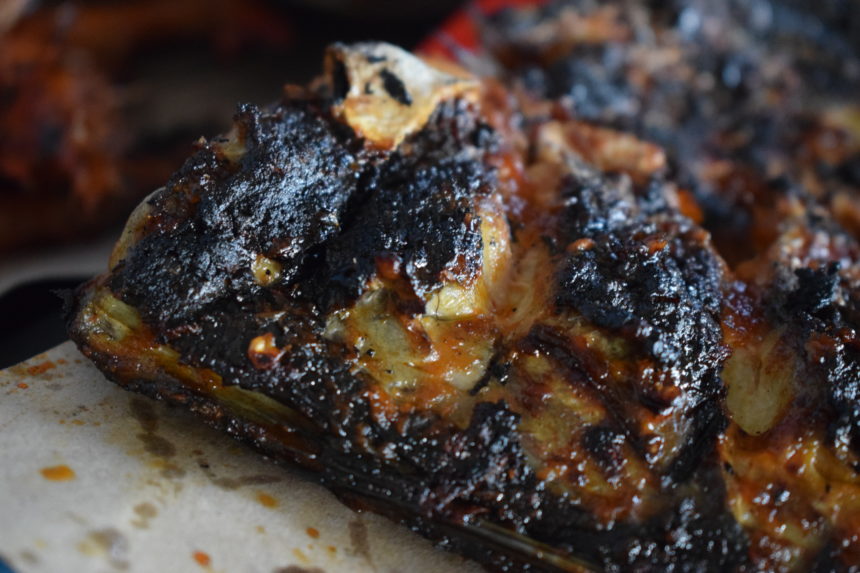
left=68, top=29, right=860, bottom=573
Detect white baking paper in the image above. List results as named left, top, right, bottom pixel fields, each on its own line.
left=0, top=342, right=482, bottom=573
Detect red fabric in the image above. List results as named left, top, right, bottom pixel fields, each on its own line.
left=417, top=0, right=544, bottom=60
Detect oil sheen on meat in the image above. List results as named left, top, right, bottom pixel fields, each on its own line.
left=68, top=29, right=860, bottom=573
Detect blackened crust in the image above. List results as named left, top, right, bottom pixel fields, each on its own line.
left=110, top=101, right=361, bottom=328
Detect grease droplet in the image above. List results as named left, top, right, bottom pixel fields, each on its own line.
left=19, top=550, right=38, bottom=564
left=17, top=382, right=28, bottom=389
left=131, top=502, right=158, bottom=529
left=137, top=433, right=176, bottom=458
left=274, top=566, right=324, bottom=573
left=256, top=492, right=278, bottom=508
left=134, top=503, right=157, bottom=519
left=129, top=398, right=158, bottom=433
left=306, top=527, right=319, bottom=539
left=40, top=465, right=75, bottom=481
left=78, top=528, right=129, bottom=570
left=348, top=519, right=373, bottom=566
left=193, top=551, right=210, bottom=567
left=291, top=548, right=309, bottom=564
left=27, top=361, right=55, bottom=376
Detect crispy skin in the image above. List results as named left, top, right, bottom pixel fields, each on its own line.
left=68, top=31, right=860, bottom=573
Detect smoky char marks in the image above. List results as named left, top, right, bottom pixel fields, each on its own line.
left=556, top=212, right=724, bottom=374
left=312, top=98, right=497, bottom=308
left=486, top=0, right=860, bottom=264
left=543, top=162, right=729, bottom=483
left=320, top=400, right=608, bottom=570
left=555, top=165, right=726, bottom=388
left=110, top=100, right=360, bottom=328
left=103, top=85, right=503, bottom=435
left=315, top=158, right=484, bottom=305
left=321, top=402, right=545, bottom=521
left=488, top=0, right=860, bottom=136
left=601, top=465, right=750, bottom=573
left=523, top=44, right=639, bottom=130
left=320, top=400, right=744, bottom=572
left=110, top=91, right=498, bottom=331
left=172, top=304, right=382, bottom=446
left=762, top=222, right=860, bottom=453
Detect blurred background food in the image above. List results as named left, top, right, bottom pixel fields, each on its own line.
left=0, top=0, right=466, bottom=367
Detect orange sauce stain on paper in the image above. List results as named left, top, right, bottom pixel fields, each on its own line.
left=27, top=361, right=56, bottom=376
left=16, top=382, right=28, bottom=389
left=292, top=548, right=310, bottom=564
left=192, top=550, right=211, bottom=567
left=256, top=492, right=278, bottom=508
left=40, top=465, right=76, bottom=481
left=306, top=527, right=320, bottom=539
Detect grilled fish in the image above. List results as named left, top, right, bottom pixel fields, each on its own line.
left=68, top=28, right=860, bottom=573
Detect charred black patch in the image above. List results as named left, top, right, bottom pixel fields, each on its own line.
left=555, top=169, right=724, bottom=376
left=788, top=264, right=840, bottom=317
left=110, top=102, right=360, bottom=328
left=330, top=59, right=350, bottom=102
left=555, top=226, right=723, bottom=369
left=758, top=216, right=860, bottom=456
left=310, top=98, right=495, bottom=308
left=486, top=0, right=860, bottom=265
left=836, top=154, right=860, bottom=187
left=558, top=167, right=638, bottom=239
left=602, top=464, right=749, bottom=572
left=379, top=68, right=412, bottom=106
left=583, top=425, right=626, bottom=476
left=316, top=158, right=485, bottom=306
left=827, top=347, right=860, bottom=454
left=530, top=45, right=639, bottom=128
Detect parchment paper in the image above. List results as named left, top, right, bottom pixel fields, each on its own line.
left=0, top=342, right=482, bottom=573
